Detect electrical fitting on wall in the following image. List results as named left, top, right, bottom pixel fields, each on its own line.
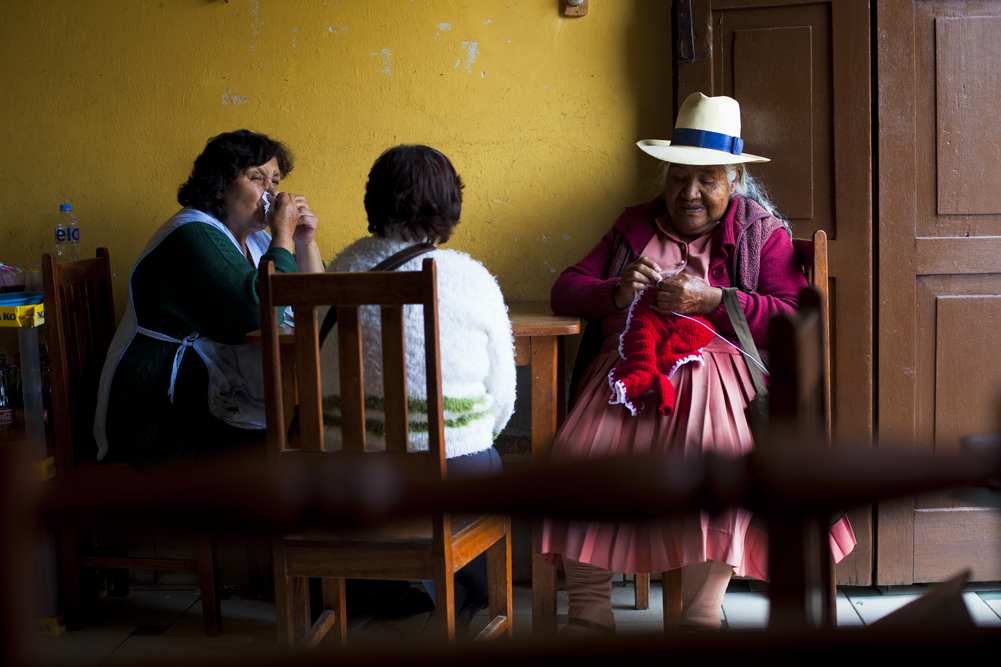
left=563, top=0, right=588, bottom=17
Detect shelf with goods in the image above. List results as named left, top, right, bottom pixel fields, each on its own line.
left=0, top=291, right=64, bottom=637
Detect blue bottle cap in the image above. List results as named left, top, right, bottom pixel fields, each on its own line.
left=60, top=204, right=71, bottom=212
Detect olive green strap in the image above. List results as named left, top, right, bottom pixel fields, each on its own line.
left=721, top=287, right=768, bottom=398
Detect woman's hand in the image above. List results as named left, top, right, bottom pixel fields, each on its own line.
left=286, top=193, right=324, bottom=273
left=651, top=274, right=723, bottom=316
left=290, top=194, right=319, bottom=248
left=267, top=193, right=323, bottom=272
left=268, top=192, right=299, bottom=246
left=614, top=256, right=663, bottom=310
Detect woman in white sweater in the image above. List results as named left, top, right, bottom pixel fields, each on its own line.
left=320, top=144, right=516, bottom=620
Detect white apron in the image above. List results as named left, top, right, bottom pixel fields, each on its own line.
left=93, top=208, right=292, bottom=460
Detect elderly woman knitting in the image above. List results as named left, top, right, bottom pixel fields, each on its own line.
left=540, top=93, right=856, bottom=634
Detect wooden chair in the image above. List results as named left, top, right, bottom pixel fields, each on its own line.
left=258, top=258, right=513, bottom=649
left=653, top=230, right=832, bottom=629
left=43, top=249, right=222, bottom=635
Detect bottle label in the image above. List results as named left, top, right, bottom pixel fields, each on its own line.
left=0, top=408, right=12, bottom=426
left=70, top=228, right=80, bottom=242
left=55, top=228, right=66, bottom=243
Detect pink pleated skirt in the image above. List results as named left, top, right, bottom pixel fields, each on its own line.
left=540, top=336, right=856, bottom=580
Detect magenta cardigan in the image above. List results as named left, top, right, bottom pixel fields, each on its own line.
left=550, top=196, right=807, bottom=347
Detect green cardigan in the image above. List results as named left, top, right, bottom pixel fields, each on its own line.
left=104, top=222, right=297, bottom=465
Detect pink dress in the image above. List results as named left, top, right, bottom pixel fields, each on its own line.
left=540, top=216, right=855, bottom=580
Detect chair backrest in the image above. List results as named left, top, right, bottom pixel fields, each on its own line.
left=257, top=258, right=447, bottom=480
left=41, top=249, right=116, bottom=471
left=767, top=287, right=827, bottom=443
left=792, top=230, right=830, bottom=438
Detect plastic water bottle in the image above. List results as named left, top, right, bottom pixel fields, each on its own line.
left=55, top=204, right=80, bottom=262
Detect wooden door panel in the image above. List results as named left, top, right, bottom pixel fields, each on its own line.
left=933, top=297, right=1001, bottom=453
left=911, top=3, right=1001, bottom=239
left=732, top=26, right=814, bottom=221
left=914, top=4, right=1001, bottom=237
left=935, top=17, right=1001, bottom=217
left=678, top=0, right=872, bottom=584
left=718, top=5, right=832, bottom=233
left=913, top=509, right=1001, bottom=582
left=915, top=281, right=1001, bottom=513
left=878, top=1, right=1001, bottom=584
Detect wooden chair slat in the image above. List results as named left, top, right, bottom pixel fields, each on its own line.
left=271, top=272, right=424, bottom=307
left=42, top=255, right=74, bottom=475
left=52, top=259, right=108, bottom=285
left=337, top=306, right=366, bottom=453
left=421, top=260, right=447, bottom=481
left=258, top=264, right=286, bottom=454
left=811, top=231, right=831, bottom=439
left=293, top=305, right=324, bottom=453
left=381, top=305, right=409, bottom=453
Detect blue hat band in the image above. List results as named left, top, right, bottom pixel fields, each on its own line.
left=671, top=128, right=744, bottom=156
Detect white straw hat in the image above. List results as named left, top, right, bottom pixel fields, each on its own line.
left=637, top=93, right=769, bottom=165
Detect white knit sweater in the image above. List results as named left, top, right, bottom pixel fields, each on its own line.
left=319, top=234, right=516, bottom=458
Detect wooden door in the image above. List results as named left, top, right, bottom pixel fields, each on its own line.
left=675, top=0, right=873, bottom=584
left=877, top=1, right=1001, bottom=585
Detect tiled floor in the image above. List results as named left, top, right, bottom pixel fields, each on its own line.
left=32, top=580, right=1001, bottom=664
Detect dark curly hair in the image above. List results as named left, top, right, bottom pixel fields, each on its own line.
left=177, top=130, right=294, bottom=222
left=364, top=145, right=464, bottom=244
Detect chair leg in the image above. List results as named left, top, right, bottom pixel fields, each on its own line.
left=273, top=541, right=310, bottom=650
left=320, top=578, right=347, bottom=648
left=434, top=560, right=456, bottom=642
left=634, top=573, right=650, bottom=610
left=531, top=526, right=558, bottom=639
left=196, top=535, right=221, bottom=637
left=57, top=524, right=84, bottom=631
left=485, top=516, right=514, bottom=638
left=663, top=568, right=682, bottom=632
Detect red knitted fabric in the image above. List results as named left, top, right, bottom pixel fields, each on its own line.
left=608, top=286, right=716, bottom=416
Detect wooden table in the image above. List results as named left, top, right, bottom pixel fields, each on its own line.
left=246, top=299, right=579, bottom=639
left=506, top=301, right=579, bottom=639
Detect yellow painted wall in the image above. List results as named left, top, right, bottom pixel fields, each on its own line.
left=1, top=0, right=673, bottom=310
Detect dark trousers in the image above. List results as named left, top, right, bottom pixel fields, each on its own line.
left=422, top=446, right=503, bottom=612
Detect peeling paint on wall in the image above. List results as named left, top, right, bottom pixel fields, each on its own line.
left=455, top=41, right=479, bottom=73
left=327, top=25, right=349, bottom=35
left=222, top=88, right=247, bottom=105
left=249, top=0, right=260, bottom=51
left=370, top=48, right=391, bottom=75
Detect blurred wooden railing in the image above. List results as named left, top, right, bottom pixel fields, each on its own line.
left=3, top=438, right=1000, bottom=665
